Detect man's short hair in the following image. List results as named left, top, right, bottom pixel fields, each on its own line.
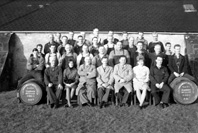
left=137, top=55, right=145, bottom=62
left=62, top=35, right=68, bottom=39
left=174, top=44, right=181, bottom=48
left=78, top=35, right=83, bottom=38
left=36, top=44, right=43, bottom=48
left=165, top=42, right=171, bottom=46
left=32, top=48, right=38, bottom=52
left=152, top=32, right=158, bottom=37
left=50, top=44, right=56, bottom=47
left=119, top=55, right=127, bottom=60
left=138, top=31, right=144, bottom=34
left=101, top=56, right=108, bottom=61
left=154, top=43, right=161, bottom=48
left=92, top=37, right=98, bottom=41
left=116, top=41, right=122, bottom=45
left=156, top=54, right=163, bottom=60
left=137, top=41, right=144, bottom=45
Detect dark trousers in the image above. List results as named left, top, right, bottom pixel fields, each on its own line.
left=98, top=87, right=111, bottom=103
left=168, top=73, right=197, bottom=84
left=46, top=85, right=62, bottom=105
left=116, top=88, right=129, bottom=104
left=17, top=70, right=43, bottom=90
left=151, top=84, right=170, bottom=105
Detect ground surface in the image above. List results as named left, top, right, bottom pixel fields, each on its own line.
left=0, top=0, right=198, bottom=31
left=0, top=90, right=198, bottom=133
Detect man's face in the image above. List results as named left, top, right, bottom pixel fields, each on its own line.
left=68, top=32, right=74, bottom=39
left=122, top=33, right=128, bottom=40
left=175, top=46, right=181, bottom=54
left=55, top=33, right=61, bottom=40
left=108, top=31, right=113, bottom=36
left=49, top=34, right=54, bottom=42
left=102, top=58, right=108, bottom=65
left=107, top=36, right=113, bottom=43
left=129, top=37, right=134, bottom=46
left=37, top=46, right=42, bottom=53
left=156, top=57, right=163, bottom=66
left=85, top=57, right=91, bottom=65
left=65, top=45, right=71, bottom=53
left=153, top=34, right=158, bottom=41
left=119, top=57, right=126, bottom=65
left=62, top=37, right=68, bottom=44
left=33, top=50, right=38, bottom=56
left=93, top=29, right=99, bottom=37
left=82, top=45, right=88, bottom=53
left=50, top=46, right=56, bottom=53
left=116, top=42, right=122, bottom=50
left=68, top=61, right=74, bottom=68
left=137, top=42, right=143, bottom=50
left=138, top=32, right=144, bottom=39
left=99, top=46, right=105, bottom=54
left=92, top=38, right=98, bottom=45
left=166, top=44, right=171, bottom=51
left=78, top=37, right=83, bottom=44
left=154, top=45, right=161, bottom=54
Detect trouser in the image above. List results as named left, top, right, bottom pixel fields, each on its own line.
left=46, top=85, right=62, bottom=105
left=116, top=88, right=129, bottom=104
left=17, top=70, right=43, bottom=90
left=151, top=84, right=170, bottom=105
left=98, top=87, right=111, bottom=103
left=168, top=73, right=197, bottom=84
left=79, top=84, right=96, bottom=104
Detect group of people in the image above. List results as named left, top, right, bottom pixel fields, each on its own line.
left=17, top=28, right=197, bottom=109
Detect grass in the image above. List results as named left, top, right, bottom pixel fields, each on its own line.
left=0, top=91, right=198, bottom=133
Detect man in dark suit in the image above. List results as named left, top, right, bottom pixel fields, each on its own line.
left=168, top=44, right=197, bottom=84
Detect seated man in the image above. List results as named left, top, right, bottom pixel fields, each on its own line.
left=150, top=55, right=170, bottom=108
left=97, top=57, right=114, bottom=108
left=114, top=55, right=133, bottom=107
left=133, top=56, right=150, bottom=109
left=76, top=56, right=97, bottom=106
left=17, top=48, right=44, bottom=102
left=63, top=59, right=79, bottom=108
left=168, top=44, right=197, bottom=84
left=44, top=56, right=63, bottom=108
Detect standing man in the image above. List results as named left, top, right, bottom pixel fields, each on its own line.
left=44, top=34, right=60, bottom=55
left=36, top=44, right=45, bottom=58
left=168, top=44, right=197, bottom=84
left=92, top=45, right=109, bottom=68
left=97, top=57, right=114, bottom=108
left=109, top=41, right=130, bottom=67
left=165, top=42, right=172, bottom=55
left=76, top=56, right=97, bottom=106
left=114, top=55, right=133, bottom=107
left=68, top=31, right=76, bottom=46
left=120, top=31, right=129, bottom=50
left=150, top=55, right=170, bottom=108
left=148, top=32, right=165, bottom=53
left=134, top=32, right=148, bottom=51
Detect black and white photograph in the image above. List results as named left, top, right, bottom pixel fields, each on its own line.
left=0, top=0, right=198, bottom=132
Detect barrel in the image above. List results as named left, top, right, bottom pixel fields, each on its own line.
left=170, top=77, right=198, bottom=104
left=19, top=79, right=44, bottom=105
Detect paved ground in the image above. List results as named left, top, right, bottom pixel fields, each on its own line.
left=0, top=0, right=198, bottom=31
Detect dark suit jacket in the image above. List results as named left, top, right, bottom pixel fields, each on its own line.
left=168, top=54, right=187, bottom=74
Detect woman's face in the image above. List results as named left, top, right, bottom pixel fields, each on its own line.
left=137, top=60, right=144, bottom=66
left=69, top=61, right=74, bottom=68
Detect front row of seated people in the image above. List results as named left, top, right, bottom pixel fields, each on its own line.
left=17, top=42, right=197, bottom=109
